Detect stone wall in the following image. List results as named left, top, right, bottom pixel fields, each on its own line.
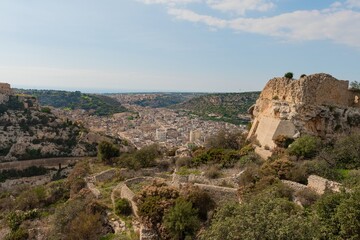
left=281, top=180, right=307, bottom=192
left=193, top=183, right=239, bottom=203
left=119, top=177, right=155, bottom=217
left=94, top=168, right=117, bottom=182
left=282, top=175, right=342, bottom=196
left=258, top=74, right=350, bottom=107
left=307, top=175, right=342, bottom=195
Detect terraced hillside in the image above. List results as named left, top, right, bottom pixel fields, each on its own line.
left=174, top=92, right=260, bottom=125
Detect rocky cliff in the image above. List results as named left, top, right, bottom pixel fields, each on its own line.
left=248, top=73, right=360, bottom=159
left=0, top=93, right=128, bottom=162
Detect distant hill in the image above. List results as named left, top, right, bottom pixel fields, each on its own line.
left=174, top=92, right=260, bottom=125
left=110, top=93, right=205, bottom=108
left=15, top=89, right=127, bottom=116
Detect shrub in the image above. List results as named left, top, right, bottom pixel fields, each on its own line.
left=16, top=186, right=46, bottom=210
left=295, top=188, right=319, bottom=207
left=156, top=159, right=171, bottom=171
left=134, top=144, right=160, bottom=168
left=236, top=152, right=262, bottom=168
left=205, top=130, right=245, bottom=150
left=284, top=72, right=294, bottom=79
left=4, top=228, right=28, bottom=240
left=163, top=198, right=200, bottom=240
left=192, top=148, right=241, bottom=168
left=264, top=158, right=294, bottom=179
left=332, top=134, right=360, bottom=169
left=41, top=107, right=51, bottom=114
left=136, top=182, right=179, bottom=228
left=273, top=135, right=294, bottom=148
left=300, top=74, right=307, bottom=78
left=201, top=196, right=315, bottom=240
left=98, top=141, right=120, bottom=164
left=115, top=198, right=132, bottom=216
left=181, top=185, right=215, bottom=221
left=176, top=157, right=192, bottom=168
left=67, top=211, right=103, bottom=240
left=205, top=165, right=221, bottom=179
left=287, top=135, right=320, bottom=159
left=52, top=198, right=110, bottom=239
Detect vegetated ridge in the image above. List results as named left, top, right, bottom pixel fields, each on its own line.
left=174, top=92, right=260, bottom=125
left=0, top=94, right=128, bottom=162
left=15, top=89, right=127, bottom=116
left=110, top=92, right=205, bottom=108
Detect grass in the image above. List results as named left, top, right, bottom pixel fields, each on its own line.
left=128, top=181, right=150, bottom=194
left=337, top=169, right=351, bottom=179
left=90, top=161, right=113, bottom=175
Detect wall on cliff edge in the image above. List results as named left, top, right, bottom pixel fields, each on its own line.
left=248, top=73, right=360, bottom=159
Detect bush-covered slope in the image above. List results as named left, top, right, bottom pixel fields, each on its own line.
left=15, top=89, right=127, bottom=116
left=0, top=96, right=128, bottom=161
left=174, top=92, right=260, bottom=125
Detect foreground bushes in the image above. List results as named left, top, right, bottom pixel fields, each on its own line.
left=136, top=181, right=214, bottom=239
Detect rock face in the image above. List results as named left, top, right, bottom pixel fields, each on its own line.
left=248, top=73, right=360, bottom=159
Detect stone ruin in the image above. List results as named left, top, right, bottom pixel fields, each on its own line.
left=0, top=82, right=12, bottom=95
left=0, top=82, right=12, bottom=104
left=247, top=73, right=360, bottom=159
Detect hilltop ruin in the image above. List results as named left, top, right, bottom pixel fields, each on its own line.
left=248, top=73, right=360, bottom=159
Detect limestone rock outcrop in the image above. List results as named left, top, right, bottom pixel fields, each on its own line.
left=248, top=73, right=360, bottom=159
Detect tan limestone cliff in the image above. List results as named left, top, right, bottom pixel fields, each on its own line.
left=248, top=73, right=360, bottom=159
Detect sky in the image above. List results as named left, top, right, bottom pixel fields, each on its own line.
left=0, top=0, right=360, bottom=93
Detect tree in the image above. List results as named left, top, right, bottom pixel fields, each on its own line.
left=284, top=72, right=294, bottom=79
left=350, top=81, right=360, bottom=90
left=97, top=141, right=120, bottom=164
left=201, top=197, right=316, bottom=240
left=205, top=130, right=244, bottom=150
left=163, top=198, right=200, bottom=240
left=134, top=144, right=160, bottom=168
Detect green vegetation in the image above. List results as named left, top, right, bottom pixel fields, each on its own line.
left=15, top=89, right=127, bottom=116
left=0, top=166, right=49, bottom=183
left=350, top=81, right=360, bottom=90
left=0, top=95, right=24, bottom=114
left=98, top=141, right=121, bottom=164
left=136, top=182, right=212, bottom=239
left=287, top=135, right=320, bottom=159
left=115, top=198, right=132, bottom=216
left=115, top=144, right=160, bottom=169
left=174, top=92, right=260, bottom=125
left=284, top=72, right=294, bottom=79
left=132, top=93, right=201, bottom=108
left=163, top=198, right=200, bottom=240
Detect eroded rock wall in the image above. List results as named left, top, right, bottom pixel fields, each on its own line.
left=248, top=73, right=360, bottom=159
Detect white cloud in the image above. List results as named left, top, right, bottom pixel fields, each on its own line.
left=138, top=0, right=360, bottom=48
left=139, top=0, right=199, bottom=6
left=206, top=0, right=274, bottom=15
left=168, top=8, right=228, bottom=27
left=346, top=0, right=360, bottom=8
